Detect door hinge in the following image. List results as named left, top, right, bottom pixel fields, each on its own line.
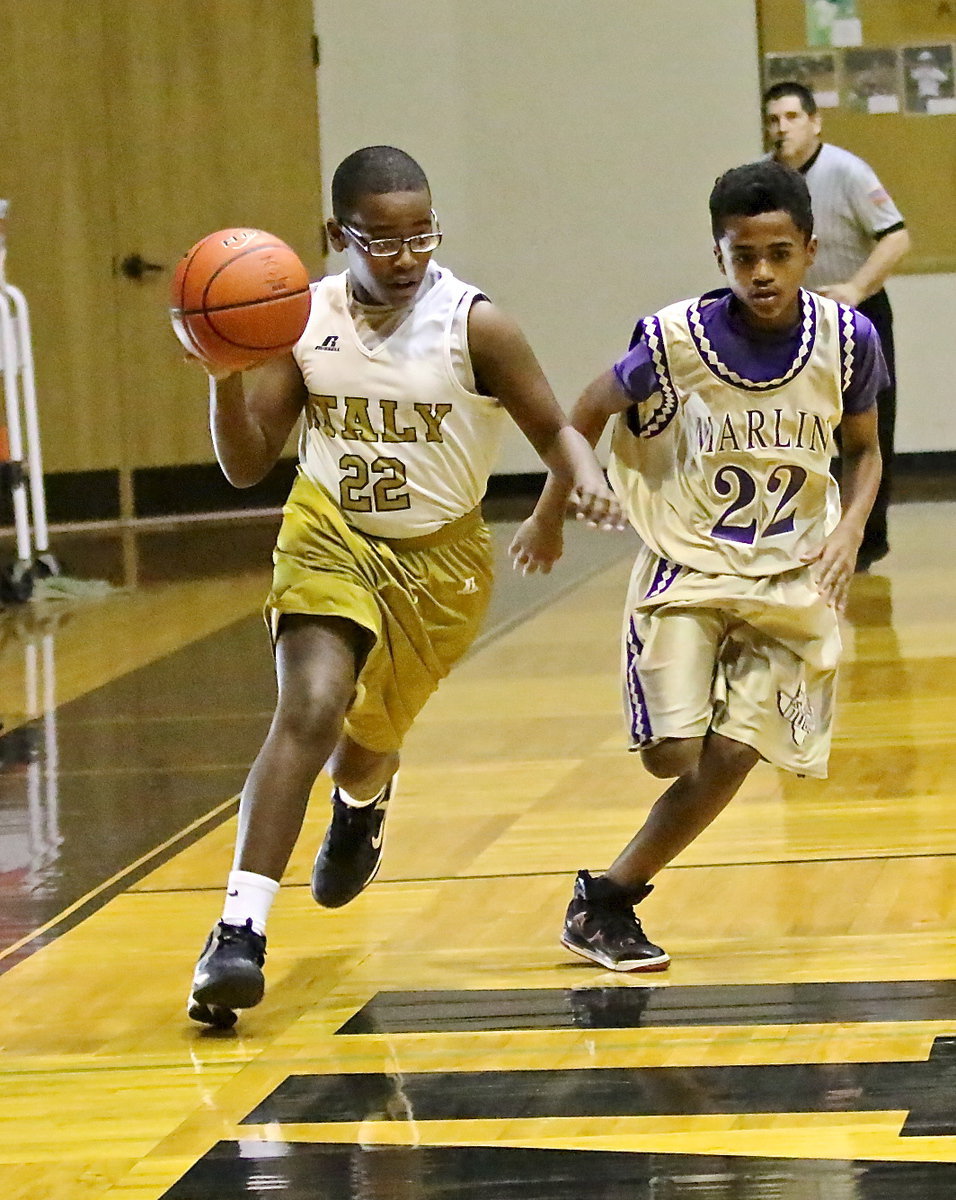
left=311, top=33, right=320, bottom=68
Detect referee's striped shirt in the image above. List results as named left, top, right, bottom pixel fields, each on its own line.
left=796, top=142, right=905, bottom=289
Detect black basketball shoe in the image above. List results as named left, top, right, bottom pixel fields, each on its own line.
left=187, top=918, right=267, bottom=1029
left=561, top=869, right=670, bottom=972
left=311, top=777, right=395, bottom=908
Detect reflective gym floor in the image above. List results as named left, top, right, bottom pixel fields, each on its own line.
left=1, top=494, right=955, bottom=1199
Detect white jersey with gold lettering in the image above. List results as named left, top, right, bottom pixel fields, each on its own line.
left=294, top=264, right=507, bottom=538
left=609, top=289, right=857, bottom=577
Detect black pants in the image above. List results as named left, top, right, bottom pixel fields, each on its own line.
left=856, top=288, right=896, bottom=555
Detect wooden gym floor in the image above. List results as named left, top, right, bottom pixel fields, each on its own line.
left=1, top=495, right=955, bottom=1198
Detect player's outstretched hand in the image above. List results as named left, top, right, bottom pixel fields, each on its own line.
left=570, top=482, right=628, bottom=531
left=802, top=525, right=862, bottom=612
left=509, top=515, right=564, bottom=575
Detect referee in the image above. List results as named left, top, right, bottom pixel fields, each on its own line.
left=764, top=80, right=911, bottom=572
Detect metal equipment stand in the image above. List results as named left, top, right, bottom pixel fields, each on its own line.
left=0, top=200, right=60, bottom=603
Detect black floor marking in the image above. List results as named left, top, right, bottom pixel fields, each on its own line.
left=161, top=1143, right=956, bottom=1199
left=337, top=980, right=956, bottom=1035
left=237, top=1036, right=956, bottom=1135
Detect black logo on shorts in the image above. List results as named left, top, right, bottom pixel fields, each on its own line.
left=315, top=334, right=340, bottom=351
left=777, top=682, right=814, bottom=746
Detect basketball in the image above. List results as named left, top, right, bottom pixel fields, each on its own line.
left=170, top=228, right=311, bottom=372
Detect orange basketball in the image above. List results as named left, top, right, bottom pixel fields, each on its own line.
left=170, top=228, right=311, bottom=372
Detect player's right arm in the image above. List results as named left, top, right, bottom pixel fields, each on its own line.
left=804, top=404, right=881, bottom=610
left=801, top=308, right=885, bottom=609
left=510, top=369, right=630, bottom=575
left=207, top=353, right=308, bottom=488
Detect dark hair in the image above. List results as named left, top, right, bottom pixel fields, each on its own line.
left=709, top=159, right=814, bottom=242
left=331, top=146, right=430, bottom=222
left=762, top=80, right=818, bottom=116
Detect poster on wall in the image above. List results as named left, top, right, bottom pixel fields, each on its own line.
left=902, top=44, right=956, bottom=114
left=805, top=0, right=862, bottom=48
left=764, top=51, right=840, bottom=107
left=842, top=47, right=901, bottom=112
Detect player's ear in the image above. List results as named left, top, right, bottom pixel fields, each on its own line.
left=713, top=243, right=727, bottom=276
left=326, top=217, right=347, bottom=253
left=806, top=234, right=818, bottom=266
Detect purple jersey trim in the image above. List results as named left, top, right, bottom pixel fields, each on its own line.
left=642, top=315, right=679, bottom=433
left=616, top=289, right=886, bottom=420
left=837, top=302, right=855, bottom=400
left=615, top=314, right=679, bottom=439
left=629, top=316, right=646, bottom=350
left=688, top=289, right=818, bottom=392
left=841, top=308, right=888, bottom=415
left=624, top=618, right=653, bottom=746
left=645, top=555, right=683, bottom=599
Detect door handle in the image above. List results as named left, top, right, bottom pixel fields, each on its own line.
left=118, top=253, right=164, bottom=281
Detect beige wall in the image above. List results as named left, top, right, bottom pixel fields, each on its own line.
left=314, top=0, right=956, bottom=462
left=314, top=0, right=763, bottom=472
left=892, top=273, right=956, bottom=453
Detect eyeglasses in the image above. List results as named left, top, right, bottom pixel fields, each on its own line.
left=339, top=210, right=443, bottom=258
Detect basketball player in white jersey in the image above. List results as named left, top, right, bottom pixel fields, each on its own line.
left=512, top=160, right=885, bottom=972
left=187, top=145, right=622, bottom=1027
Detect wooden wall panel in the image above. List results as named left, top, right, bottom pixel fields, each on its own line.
left=0, top=1, right=124, bottom=478
left=103, top=0, right=324, bottom=471
left=0, top=0, right=322, bottom=481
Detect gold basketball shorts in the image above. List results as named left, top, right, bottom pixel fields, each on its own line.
left=265, top=472, right=493, bottom=754
left=621, top=543, right=842, bottom=778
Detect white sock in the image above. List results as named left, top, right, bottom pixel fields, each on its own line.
left=222, top=869, right=279, bottom=936
left=338, top=780, right=390, bottom=809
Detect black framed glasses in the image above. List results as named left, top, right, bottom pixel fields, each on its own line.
left=339, top=210, right=443, bottom=258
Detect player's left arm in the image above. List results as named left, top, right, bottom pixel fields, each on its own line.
left=467, top=299, right=622, bottom=529
left=807, top=406, right=881, bottom=610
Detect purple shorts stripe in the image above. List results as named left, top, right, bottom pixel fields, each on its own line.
left=624, top=616, right=652, bottom=745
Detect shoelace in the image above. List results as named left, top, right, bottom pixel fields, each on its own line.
left=331, top=795, right=385, bottom=840
left=216, top=919, right=266, bottom=961
left=588, top=903, right=648, bottom=946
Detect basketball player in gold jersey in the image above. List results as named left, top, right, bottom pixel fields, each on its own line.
left=187, top=145, right=622, bottom=1027
left=512, top=160, right=885, bottom=971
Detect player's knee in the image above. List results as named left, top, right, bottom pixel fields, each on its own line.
left=275, top=686, right=348, bottom=743
left=705, top=734, right=760, bottom=780
left=641, top=738, right=703, bottom=779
